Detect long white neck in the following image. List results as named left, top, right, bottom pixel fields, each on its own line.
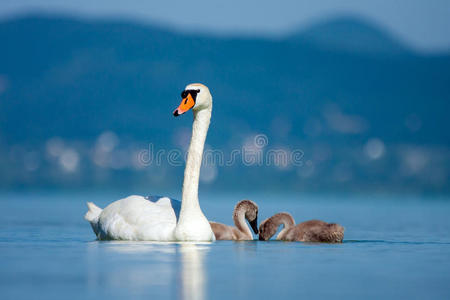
left=179, top=107, right=211, bottom=218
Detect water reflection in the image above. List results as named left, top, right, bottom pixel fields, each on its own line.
left=103, top=241, right=176, bottom=255
left=86, top=242, right=177, bottom=298
left=179, top=243, right=209, bottom=300
left=86, top=241, right=209, bottom=300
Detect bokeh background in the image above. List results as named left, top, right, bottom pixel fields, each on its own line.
left=1, top=0, right=449, bottom=194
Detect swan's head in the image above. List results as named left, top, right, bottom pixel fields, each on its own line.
left=173, top=83, right=212, bottom=117
left=234, top=199, right=259, bottom=234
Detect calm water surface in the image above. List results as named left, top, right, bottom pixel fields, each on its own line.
left=1, top=192, right=450, bottom=299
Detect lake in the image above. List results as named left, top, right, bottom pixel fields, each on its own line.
left=1, top=192, right=450, bottom=299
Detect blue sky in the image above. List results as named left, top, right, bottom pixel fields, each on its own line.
left=1, top=0, right=450, bottom=52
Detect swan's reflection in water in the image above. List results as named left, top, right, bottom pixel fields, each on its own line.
left=179, top=243, right=209, bottom=300
left=86, top=241, right=209, bottom=300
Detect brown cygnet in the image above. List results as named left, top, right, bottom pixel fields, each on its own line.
left=258, top=212, right=344, bottom=243
left=209, top=200, right=258, bottom=240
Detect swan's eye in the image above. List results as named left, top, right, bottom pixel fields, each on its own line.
left=184, top=89, right=200, bottom=101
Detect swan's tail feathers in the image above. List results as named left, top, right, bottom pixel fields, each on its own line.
left=85, top=202, right=102, bottom=222
left=85, top=202, right=102, bottom=237
left=326, top=223, right=345, bottom=243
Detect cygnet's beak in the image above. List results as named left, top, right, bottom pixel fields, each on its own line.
left=249, top=217, right=258, bottom=234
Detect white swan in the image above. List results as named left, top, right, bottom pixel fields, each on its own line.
left=85, top=83, right=215, bottom=241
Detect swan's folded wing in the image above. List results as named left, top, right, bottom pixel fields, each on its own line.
left=98, top=195, right=177, bottom=240
left=304, top=223, right=344, bottom=243
left=146, top=195, right=181, bottom=221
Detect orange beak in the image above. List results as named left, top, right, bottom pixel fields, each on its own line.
left=173, top=93, right=195, bottom=117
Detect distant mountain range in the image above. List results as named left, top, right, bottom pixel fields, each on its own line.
left=0, top=15, right=449, bottom=192
left=293, top=16, right=408, bottom=55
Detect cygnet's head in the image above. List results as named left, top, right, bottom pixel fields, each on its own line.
left=258, top=216, right=280, bottom=241
left=258, top=212, right=295, bottom=241
left=173, top=83, right=212, bottom=117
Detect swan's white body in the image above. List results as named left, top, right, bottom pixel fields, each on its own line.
left=85, top=84, right=215, bottom=241
left=86, top=196, right=179, bottom=240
